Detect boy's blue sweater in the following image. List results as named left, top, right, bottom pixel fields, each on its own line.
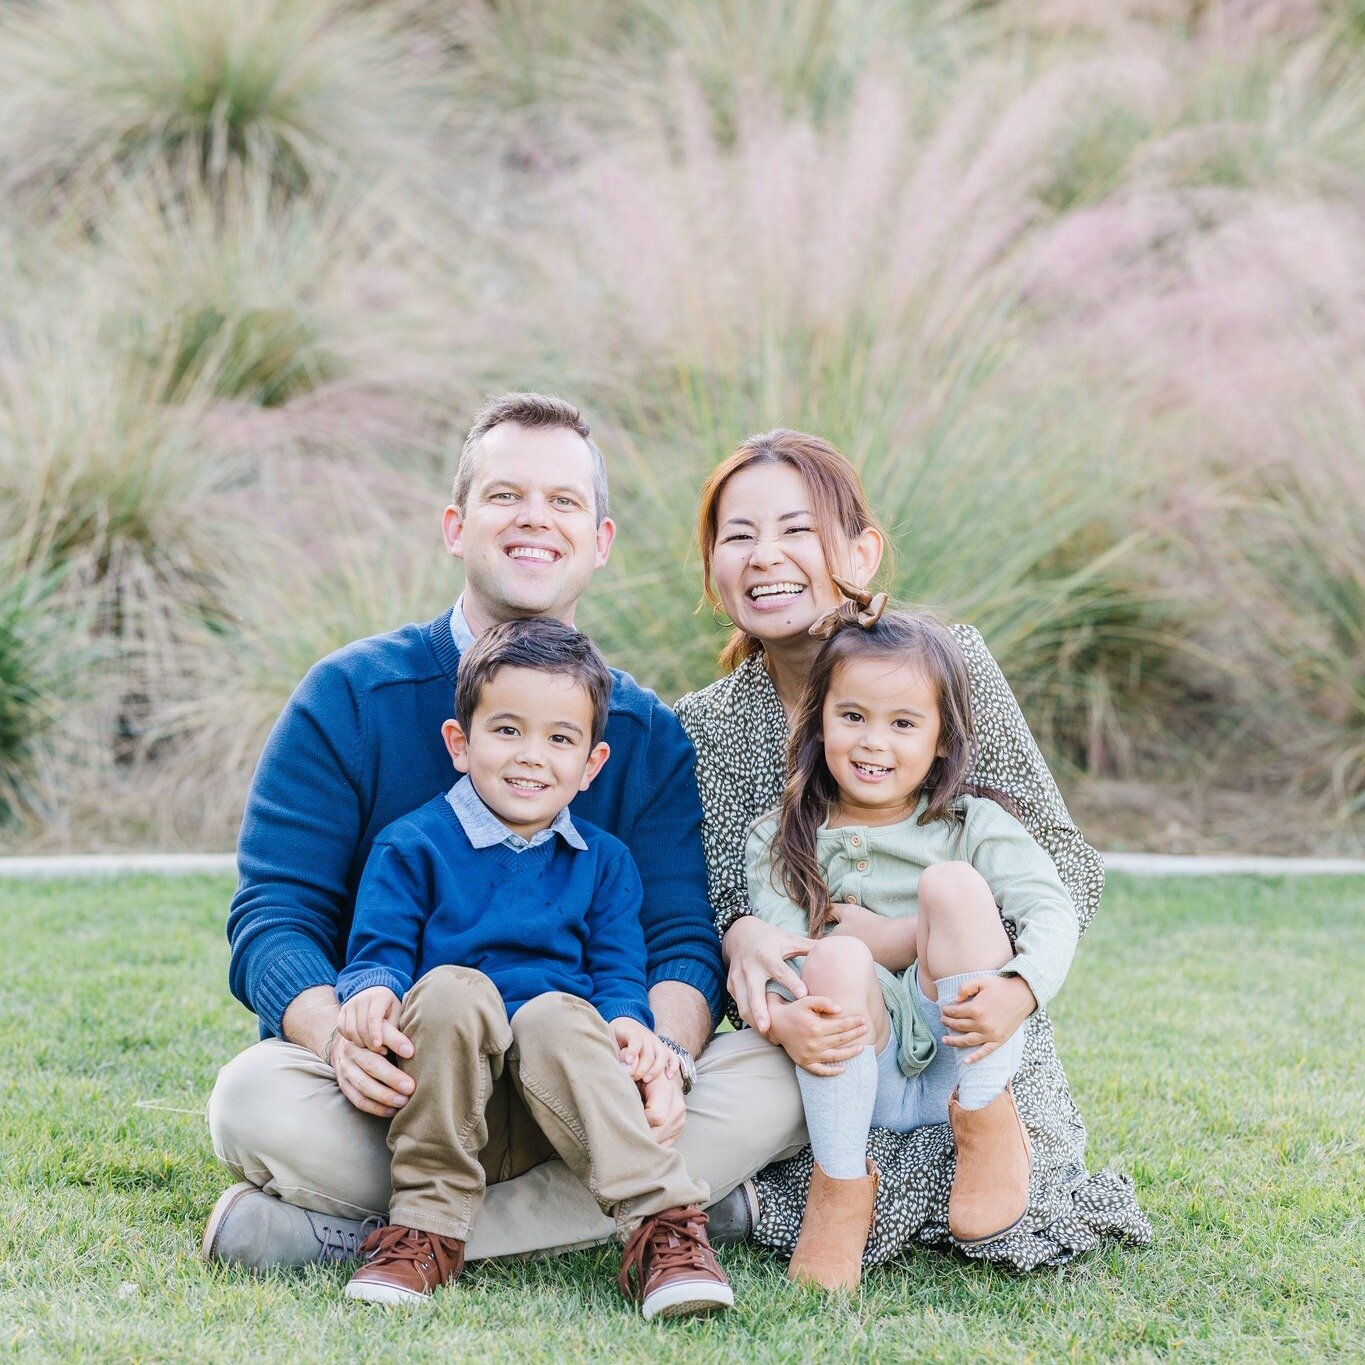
left=227, top=612, right=724, bottom=1037
left=336, top=796, right=653, bottom=1029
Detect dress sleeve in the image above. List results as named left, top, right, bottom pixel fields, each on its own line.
left=675, top=691, right=753, bottom=936
left=956, top=625, right=1105, bottom=933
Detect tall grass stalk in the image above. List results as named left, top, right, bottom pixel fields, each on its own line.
left=0, top=0, right=447, bottom=199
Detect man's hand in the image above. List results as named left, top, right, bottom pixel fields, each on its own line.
left=766, top=994, right=869, bottom=1076
left=940, top=973, right=1036, bottom=1064
left=338, top=985, right=402, bottom=1052
left=638, top=1067, right=686, bottom=1146
left=722, top=915, right=816, bottom=1035
left=612, top=1016, right=670, bottom=1085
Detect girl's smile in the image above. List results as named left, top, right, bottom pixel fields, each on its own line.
left=822, top=657, right=946, bottom=826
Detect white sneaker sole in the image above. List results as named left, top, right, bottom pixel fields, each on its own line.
left=343, top=1279, right=432, bottom=1307
left=641, top=1278, right=735, bottom=1321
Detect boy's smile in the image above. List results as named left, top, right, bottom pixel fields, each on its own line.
left=442, top=666, right=609, bottom=839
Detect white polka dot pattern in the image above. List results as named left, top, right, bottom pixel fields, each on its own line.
left=674, top=631, right=1151, bottom=1269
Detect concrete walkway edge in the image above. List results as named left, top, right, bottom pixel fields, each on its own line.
left=1, top=851, right=1363, bottom=878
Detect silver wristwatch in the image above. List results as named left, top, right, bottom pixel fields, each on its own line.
left=656, top=1035, right=697, bottom=1094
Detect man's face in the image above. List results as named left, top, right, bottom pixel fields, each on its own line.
left=442, top=666, right=609, bottom=839
left=444, top=422, right=615, bottom=630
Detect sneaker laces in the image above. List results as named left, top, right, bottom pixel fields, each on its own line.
left=619, top=1208, right=714, bottom=1300
left=358, top=1223, right=462, bottom=1287
left=313, top=1214, right=386, bottom=1262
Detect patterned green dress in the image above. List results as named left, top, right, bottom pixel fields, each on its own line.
left=674, top=633, right=1151, bottom=1270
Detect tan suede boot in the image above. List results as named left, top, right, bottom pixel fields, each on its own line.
left=947, top=1083, right=1032, bottom=1244
left=787, top=1160, right=878, bottom=1292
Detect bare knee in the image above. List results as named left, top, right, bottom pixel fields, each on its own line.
left=918, top=861, right=993, bottom=917
left=802, top=935, right=877, bottom=995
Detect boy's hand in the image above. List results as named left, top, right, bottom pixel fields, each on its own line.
left=940, top=974, right=1036, bottom=1064
left=611, top=1017, right=669, bottom=1084
left=767, top=994, right=869, bottom=1076
left=338, top=986, right=403, bottom=1054
left=639, top=1069, right=686, bottom=1146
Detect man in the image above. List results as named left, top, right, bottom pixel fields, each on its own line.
left=203, top=392, right=806, bottom=1267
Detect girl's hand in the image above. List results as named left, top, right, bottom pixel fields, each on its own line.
left=611, top=1017, right=670, bottom=1084
left=767, top=994, right=869, bottom=1076
left=827, top=904, right=919, bottom=973
left=722, top=916, right=816, bottom=1035
left=940, top=974, right=1036, bottom=1064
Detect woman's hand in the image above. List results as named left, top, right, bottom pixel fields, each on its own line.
left=940, top=974, right=1036, bottom=1064
left=722, top=915, right=816, bottom=1035
left=766, top=994, right=869, bottom=1076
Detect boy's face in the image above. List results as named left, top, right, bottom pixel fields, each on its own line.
left=442, top=666, right=609, bottom=839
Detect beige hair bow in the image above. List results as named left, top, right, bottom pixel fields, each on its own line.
left=808, top=575, right=890, bottom=640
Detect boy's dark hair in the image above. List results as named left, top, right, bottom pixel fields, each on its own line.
left=455, top=617, right=613, bottom=745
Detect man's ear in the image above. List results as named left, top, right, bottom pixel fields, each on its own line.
left=442, top=504, right=466, bottom=560
left=442, top=718, right=471, bottom=772
left=579, top=741, right=610, bottom=791
left=593, top=516, right=617, bottom=570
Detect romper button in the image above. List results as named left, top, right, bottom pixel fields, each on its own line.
left=844, top=894, right=857, bottom=904
left=850, top=834, right=862, bottom=847
left=856, top=859, right=869, bottom=872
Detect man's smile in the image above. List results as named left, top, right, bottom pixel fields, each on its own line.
left=506, top=544, right=561, bottom=563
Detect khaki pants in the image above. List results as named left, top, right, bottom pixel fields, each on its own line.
left=385, top=967, right=706, bottom=1239
left=208, top=983, right=806, bottom=1260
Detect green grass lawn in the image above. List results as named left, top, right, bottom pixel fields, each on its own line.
left=2, top=874, right=1362, bottom=1362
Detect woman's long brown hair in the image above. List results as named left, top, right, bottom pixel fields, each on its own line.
left=696, top=429, right=891, bottom=672
left=772, top=610, right=999, bottom=936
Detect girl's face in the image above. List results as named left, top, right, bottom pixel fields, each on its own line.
left=710, top=462, right=881, bottom=650
left=821, top=655, right=945, bottom=825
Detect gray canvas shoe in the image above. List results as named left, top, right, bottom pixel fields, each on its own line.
left=201, top=1182, right=385, bottom=1271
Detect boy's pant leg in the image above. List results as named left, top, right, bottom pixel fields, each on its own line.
left=465, top=1023, right=806, bottom=1258
left=507, top=993, right=708, bottom=1231
left=386, top=965, right=540, bottom=1241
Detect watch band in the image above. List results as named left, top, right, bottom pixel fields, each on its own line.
left=655, top=1034, right=697, bottom=1094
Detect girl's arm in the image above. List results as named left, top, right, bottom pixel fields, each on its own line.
left=827, top=904, right=918, bottom=974
left=963, top=799, right=1080, bottom=1009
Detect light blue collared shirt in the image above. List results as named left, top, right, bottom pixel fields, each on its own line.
left=445, top=774, right=587, bottom=855
left=450, top=595, right=476, bottom=654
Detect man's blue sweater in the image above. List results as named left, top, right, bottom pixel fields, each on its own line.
left=227, top=612, right=724, bottom=1036
left=336, top=796, right=653, bottom=1028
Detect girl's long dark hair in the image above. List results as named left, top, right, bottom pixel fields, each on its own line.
left=772, top=609, right=1008, bottom=936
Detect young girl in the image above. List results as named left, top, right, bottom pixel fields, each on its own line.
left=746, top=586, right=1081, bottom=1290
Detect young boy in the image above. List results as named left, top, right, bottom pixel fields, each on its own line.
left=334, top=617, right=732, bottom=1320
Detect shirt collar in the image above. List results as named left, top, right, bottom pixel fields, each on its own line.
left=446, top=774, right=587, bottom=853
left=449, top=595, right=476, bottom=654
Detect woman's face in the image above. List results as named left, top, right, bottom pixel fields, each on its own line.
left=711, top=461, right=879, bottom=649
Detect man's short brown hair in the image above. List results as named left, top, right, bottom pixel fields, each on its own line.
left=452, top=391, right=609, bottom=525
left=454, top=617, right=613, bottom=746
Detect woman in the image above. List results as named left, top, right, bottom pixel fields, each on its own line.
left=674, top=429, right=1150, bottom=1270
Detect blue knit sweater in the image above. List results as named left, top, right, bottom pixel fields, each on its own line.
left=227, top=612, right=724, bottom=1036
left=336, top=796, right=652, bottom=1028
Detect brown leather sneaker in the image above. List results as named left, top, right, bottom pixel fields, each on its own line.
left=619, top=1207, right=734, bottom=1321
left=344, top=1223, right=465, bottom=1306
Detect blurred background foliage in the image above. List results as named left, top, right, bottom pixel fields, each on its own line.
left=0, top=0, right=1361, bottom=853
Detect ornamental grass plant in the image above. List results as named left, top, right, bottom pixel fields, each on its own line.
left=0, top=0, right=1362, bottom=851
